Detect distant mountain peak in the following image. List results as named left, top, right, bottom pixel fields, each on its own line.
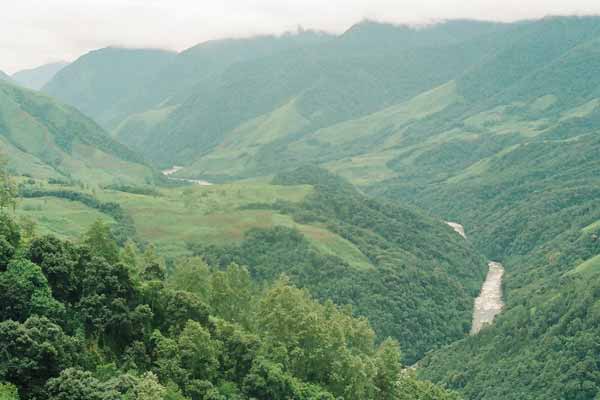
left=11, top=61, right=69, bottom=90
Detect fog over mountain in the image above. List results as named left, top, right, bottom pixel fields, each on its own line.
left=2, top=0, right=600, bottom=73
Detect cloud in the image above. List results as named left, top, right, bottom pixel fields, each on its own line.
left=2, top=0, right=600, bottom=73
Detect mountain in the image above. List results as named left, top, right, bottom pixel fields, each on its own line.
left=0, top=80, right=155, bottom=185
left=40, top=21, right=503, bottom=169
left=414, top=133, right=600, bottom=399
left=0, top=71, right=12, bottom=82
left=11, top=62, right=69, bottom=90
left=135, top=20, right=506, bottom=170
left=6, top=15, right=600, bottom=399
left=349, top=16, right=600, bottom=399
left=42, top=31, right=334, bottom=134
left=43, top=48, right=177, bottom=126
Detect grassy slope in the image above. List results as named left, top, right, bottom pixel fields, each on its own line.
left=16, top=178, right=370, bottom=269
left=15, top=197, right=113, bottom=239
left=0, top=80, right=155, bottom=185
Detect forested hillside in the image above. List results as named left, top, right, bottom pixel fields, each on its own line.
left=12, top=165, right=488, bottom=364
left=0, top=160, right=463, bottom=399
left=195, top=166, right=488, bottom=363
left=402, top=124, right=600, bottom=399
left=42, top=20, right=505, bottom=172
left=0, top=80, right=156, bottom=184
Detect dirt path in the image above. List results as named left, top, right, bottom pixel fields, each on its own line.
left=471, top=261, right=504, bottom=334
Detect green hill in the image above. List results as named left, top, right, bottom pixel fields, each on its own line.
left=0, top=80, right=155, bottom=185
left=11, top=62, right=69, bottom=90
left=413, top=134, right=600, bottom=399
left=41, top=20, right=504, bottom=172
left=349, top=17, right=600, bottom=399
left=43, top=48, right=177, bottom=126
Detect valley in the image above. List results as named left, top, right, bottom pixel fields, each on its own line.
left=1, top=12, right=600, bottom=400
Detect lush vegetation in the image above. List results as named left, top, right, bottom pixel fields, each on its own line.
left=12, top=167, right=487, bottom=365
left=0, top=79, right=156, bottom=185
left=8, top=15, right=600, bottom=399
left=345, top=22, right=600, bottom=396
left=43, top=48, right=176, bottom=127
left=0, top=166, right=461, bottom=399
left=399, top=132, right=600, bottom=398
left=194, top=167, right=487, bottom=363
left=19, top=186, right=137, bottom=244
left=42, top=20, right=505, bottom=173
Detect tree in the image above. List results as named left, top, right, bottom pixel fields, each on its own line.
left=395, top=372, right=462, bottom=400
left=16, top=217, right=36, bottom=245
left=120, top=240, right=141, bottom=274
left=141, top=244, right=166, bottom=281
left=45, top=368, right=111, bottom=400
left=0, top=213, right=20, bottom=248
left=0, top=258, right=64, bottom=322
left=84, top=219, right=119, bottom=264
left=0, top=236, right=15, bottom=271
left=151, top=331, right=188, bottom=387
left=0, top=383, right=19, bottom=400
left=159, top=289, right=210, bottom=334
left=166, top=257, right=212, bottom=303
left=27, top=236, right=79, bottom=303
left=77, top=257, right=138, bottom=344
left=210, top=264, right=255, bottom=327
left=374, top=338, right=403, bottom=400
left=0, top=317, right=78, bottom=399
left=178, top=320, right=221, bottom=381
left=0, top=155, right=16, bottom=211
left=128, top=372, right=167, bottom=400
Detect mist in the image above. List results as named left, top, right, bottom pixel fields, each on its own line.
left=2, top=0, right=600, bottom=73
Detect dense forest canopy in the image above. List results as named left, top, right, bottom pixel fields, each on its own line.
left=0, top=208, right=461, bottom=399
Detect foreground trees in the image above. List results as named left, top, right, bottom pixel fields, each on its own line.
left=0, top=214, right=460, bottom=399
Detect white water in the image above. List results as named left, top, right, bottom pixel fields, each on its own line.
left=471, top=261, right=505, bottom=334
left=161, top=166, right=212, bottom=186
left=444, top=221, right=504, bottom=334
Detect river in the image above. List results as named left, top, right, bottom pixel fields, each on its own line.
left=162, top=166, right=212, bottom=186
left=470, top=261, right=505, bottom=334
left=445, top=222, right=505, bottom=334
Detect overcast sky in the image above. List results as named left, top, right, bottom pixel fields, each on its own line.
left=2, top=0, right=600, bottom=73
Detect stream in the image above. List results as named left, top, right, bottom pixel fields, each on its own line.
left=162, top=166, right=212, bottom=186
left=446, top=222, right=505, bottom=335
left=470, top=261, right=504, bottom=334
